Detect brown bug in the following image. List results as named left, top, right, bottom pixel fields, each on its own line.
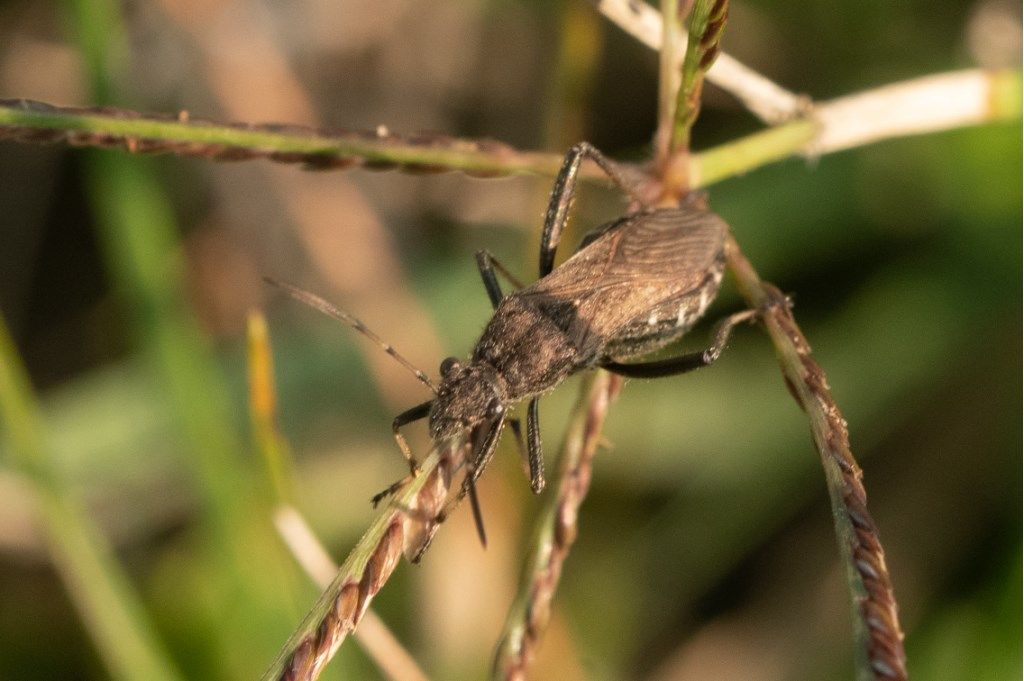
left=270, top=142, right=756, bottom=549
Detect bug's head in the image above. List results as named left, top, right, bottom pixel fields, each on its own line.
left=429, top=357, right=505, bottom=440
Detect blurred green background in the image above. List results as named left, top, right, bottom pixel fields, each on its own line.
left=0, top=0, right=1019, bottom=679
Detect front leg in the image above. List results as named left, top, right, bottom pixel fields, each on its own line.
left=433, top=415, right=506, bottom=528
left=525, top=398, right=544, bottom=493
left=371, top=400, right=433, bottom=506
left=505, top=403, right=546, bottom=494
left=391, top=400, right=433, bottom=473
left=539, top=142, right=643, bottom=278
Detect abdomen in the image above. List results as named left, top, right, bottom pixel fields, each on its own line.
left=600, top=262, right=724, bottom=361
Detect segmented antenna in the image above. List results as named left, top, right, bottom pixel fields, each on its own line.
left=265, top=277, right=438, bottom=394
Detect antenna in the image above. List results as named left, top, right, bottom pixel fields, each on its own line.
left=265, top=277, right=438, bottom=394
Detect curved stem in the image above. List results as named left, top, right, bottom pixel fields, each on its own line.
left=492, top=372, right=620, bottom=680
left=725, top=237, right=907, bottom=681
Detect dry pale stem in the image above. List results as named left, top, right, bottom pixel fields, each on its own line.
left=493, top=372, right=622, bottom=681
left=724, top=236, right=907, bottom=681
left=812, top=68, right=1017, bottom=153
left=264, top=439, right=469, bottom=681
left=274, top=507, right=337, bottom=586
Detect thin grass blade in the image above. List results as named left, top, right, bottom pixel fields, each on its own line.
left=0, top=315, right=184, bottom=681
left=248, top=311, right=297, bottom=504
left=65, top=0, right=301, bottom=672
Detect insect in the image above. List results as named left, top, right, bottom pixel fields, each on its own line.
left=271, top=142, right=756, bottom=548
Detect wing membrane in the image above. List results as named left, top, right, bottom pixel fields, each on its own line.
left=517, top=208, right=727, bottom=353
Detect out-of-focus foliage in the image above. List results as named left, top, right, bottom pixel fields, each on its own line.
left=0, top=1, right=1019, bottom=680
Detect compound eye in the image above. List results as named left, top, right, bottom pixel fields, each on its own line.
left=439, top=356, right=461, bottom=376
left=488, top=400, right=504, bottom=418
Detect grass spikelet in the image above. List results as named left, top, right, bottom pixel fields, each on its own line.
left=492, top=372, right=621, bottom=680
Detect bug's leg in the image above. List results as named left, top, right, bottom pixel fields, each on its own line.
left=465, top=416, right=505, bottom=492
left=392, top=400, right=432, bottom=474
left=373, top=400, right=434, bottom=506
left=540, top=142, right=641, bottom=277
left=476, top=250, right=526, bottom=306
left=508, top=408, right=545, bottom=493
left=371, top=476, right=412, bottom=507
left=476, top=250, right=504, bottom=308
left=370, top=399, right=434, bottom=503
left=431, top=416, right=505, bottom=530
left=466, top=470, right=488, bottom=547
left=407, top=419, right=498, bottom=559
left=475, top=250, right=522, bottom=310
left=526, top=398, right=545, bottom=493
left=489, top=255, right=527, bottom=291
left=601, top=309, right=759, bottom=378
left=482, top=415, right=508, bottom=479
